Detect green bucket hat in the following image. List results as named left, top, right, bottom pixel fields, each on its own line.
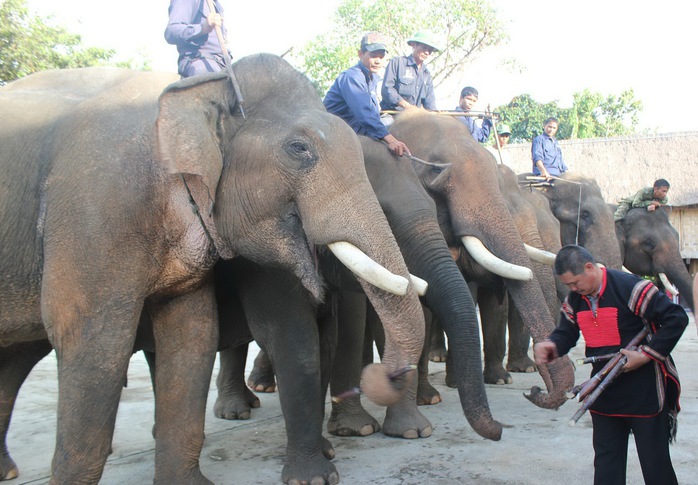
left=407, top=31, right=442, bottom=52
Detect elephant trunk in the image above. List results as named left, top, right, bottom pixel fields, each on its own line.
left=403, top=220, right=502, bottom=440
left=478, top=214, right=575, bottom=409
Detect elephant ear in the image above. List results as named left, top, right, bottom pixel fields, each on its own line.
left=154, top=80, right=229, bottom=194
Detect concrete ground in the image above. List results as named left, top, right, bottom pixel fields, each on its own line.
left=8, top=313, right=698, bottom=485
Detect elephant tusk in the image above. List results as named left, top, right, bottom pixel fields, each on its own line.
left=658, top=273, right=679, bottom=297
left=410, top=274, right=428, bottom=296
left=462, top=236, right=533, bottom=281
left=621, top=265, right=633, bottom=273
left=328, top=242, right=410, bottom=296
left=524, top=244, right=556, bottom=266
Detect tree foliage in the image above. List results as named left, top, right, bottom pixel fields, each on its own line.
left=293, top=0, right=507, bottom=95
left=0, top=0, right=146, bottom=85
left=495, top=89, right=643, bottom=143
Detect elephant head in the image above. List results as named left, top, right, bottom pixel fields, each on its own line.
left=532, top=172, right=623, bottom=269
left=615, top=206, right=694, bottom=310
left=155, top=54, right=424, bottom=402
left=389, top=110, right=575, bottom=409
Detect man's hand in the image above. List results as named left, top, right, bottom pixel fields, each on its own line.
left=203, top=12, right=223, bottom=33
left=533, top=341, right=559, bottom=366
left=383, top=134, right=411, bottom=157
left=620, top=348, right=651, bottom=372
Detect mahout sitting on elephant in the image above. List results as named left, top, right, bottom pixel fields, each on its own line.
left=0, top=54, right=426, bottom=484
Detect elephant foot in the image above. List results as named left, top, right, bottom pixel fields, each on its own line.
left=444, top=369, right=457, bottom=388
left=327, top=401, right=381, bottom=437
left=282, top=452, right=339, bottom=485
left=247, top=371, right=276, bottom=393
left=320, top=436, right=336, bottom=460
left=416, top=378, right=442, bottom=405
left=428, top=347, right=448, bottom=362
left=382, top=399, right=433, bottom=439
left=506, top=355, right=537, bottom=373
left=214, top=385, right=261, bottom=420
left=0, top=454, right=19, bottom=481
left=484, top=365, right=513, bottom=385
left=247, top=353, right=277, bottom=393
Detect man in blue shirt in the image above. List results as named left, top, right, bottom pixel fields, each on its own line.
left=380, top=31, right=440, bottom=111
left=455, top=86, right=492, bottom=143
left=324, top=33, right=410, bottom=157
left=531, top=117, right=569, bottom=180
left=165, top=0, right=228, bottom=78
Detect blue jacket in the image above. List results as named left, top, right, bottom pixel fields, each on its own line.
left=165, top=0, right=227, bottom=70
left=531, top=133, right=568, bottom=176
left=380, top=55, right=436, bottom=110
left=455, top=106, right=492, bottom=143
left=323, top=62, right=389, bottom=140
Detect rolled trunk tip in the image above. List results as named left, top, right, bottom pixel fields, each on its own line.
left=523, top=385, right=568, bottom=410
left=467, top=417, right=503, bottom=441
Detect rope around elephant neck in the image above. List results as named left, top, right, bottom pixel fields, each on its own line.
left=180, top=174, right=217, bottom=251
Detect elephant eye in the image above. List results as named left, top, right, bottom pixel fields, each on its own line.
left=283, top=140, right=318, bottom=168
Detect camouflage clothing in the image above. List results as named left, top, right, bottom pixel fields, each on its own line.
left=614, top=186, right=669, bottom=221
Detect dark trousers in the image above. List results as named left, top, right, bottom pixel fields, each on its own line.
left=591, top=407, right=677, bottom=485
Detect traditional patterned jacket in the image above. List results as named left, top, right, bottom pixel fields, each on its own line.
left=549, top=268, right=687, bottom=419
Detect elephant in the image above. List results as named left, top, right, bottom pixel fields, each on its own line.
left=520, top=172, right=623, bottom=270
left=387, top=110, right=575, bottom=408
left=614, top=206, right=694, bottom=311
left=215, top=133, right=504, bottom=445
left=0, top=54, right=426, bottom=484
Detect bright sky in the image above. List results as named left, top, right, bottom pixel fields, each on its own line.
left=25, top=0, right=698, bottom=133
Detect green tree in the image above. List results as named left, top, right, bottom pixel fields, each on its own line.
left=293, top=0, right=507, bottom=95
left=0, top=0, right=144, bottom=85
left=495, top=89, right=642, bottom=142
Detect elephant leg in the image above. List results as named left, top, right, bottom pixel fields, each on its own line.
left=247, top=349, right=277, bottom=393
left=416, top=306, right=441, bottom=405
left=0, top=340, right=53, bottom=481
left=235, top=260, right=337, bottom=485
left=479, top=286, right=512, bottom=385
left=506, top=295, right=536, bottom=373
left=328, top=290, right=381, bottom=437
left=368, top=303, right=433, bottom=438
left=46, top=309, right=140, bottom=483
left=149, top=283, right=217, bottom=485
left=214, top=344, right=260, bottom=420
left=428, top=317, right=448, bottom=362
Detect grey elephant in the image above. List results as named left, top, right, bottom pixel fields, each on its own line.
left=215, top=133, right=504, bottom=445
left=388, top=111, right=575, bottom=408
left=614, top=206, right=694, bottom=310
left=0, top=55, right=425, bottom=484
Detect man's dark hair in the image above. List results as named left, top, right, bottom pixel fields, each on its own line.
left=460, top=86, right=479, bottom=98
left=554, top=245, right=596, bottom=276
left=653, top=178, right=670, bottom=189
left=544, top=117, right=559, bottom=126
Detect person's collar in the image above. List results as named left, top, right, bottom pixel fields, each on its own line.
left=356, top=61, right=372, bottom=80
left=594, top=266, right=607, bottom=298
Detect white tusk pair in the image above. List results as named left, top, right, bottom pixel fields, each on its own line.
left=328, top=242, right=428, bottom=296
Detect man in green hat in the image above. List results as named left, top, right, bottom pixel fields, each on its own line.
left=380, top=31, right=441, bottom=111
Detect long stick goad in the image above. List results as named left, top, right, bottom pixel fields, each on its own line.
left=205, top=0, right=246, bottom=119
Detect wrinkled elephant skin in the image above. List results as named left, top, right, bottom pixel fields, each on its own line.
left=0, top=55, right=424, bottom=484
